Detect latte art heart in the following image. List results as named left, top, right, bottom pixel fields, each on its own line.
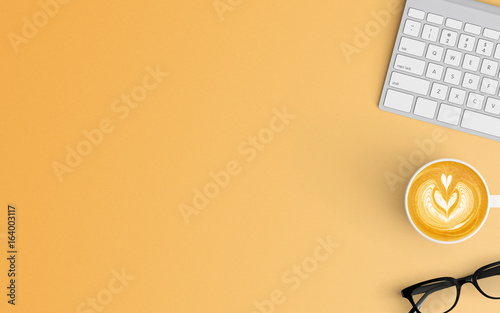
left=433, top=189, right=457, bottom=214
left=420, top=180, right=473, bottom=225
left=406, top=161, right=488, bottom=242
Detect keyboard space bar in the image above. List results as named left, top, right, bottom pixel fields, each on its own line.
left=462, top=110, right=500, bottom=137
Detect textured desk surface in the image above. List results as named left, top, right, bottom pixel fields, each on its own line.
left=2, top=0, right=500, bottom=312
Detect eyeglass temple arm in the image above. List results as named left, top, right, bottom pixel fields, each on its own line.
left=412, top=281, right=450, bottom=297
left=410, top=282, right=455, bottom=312
left=479, top=266, right=500, bottom=280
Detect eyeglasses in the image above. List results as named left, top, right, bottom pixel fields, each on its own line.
left=401, top=261, right=500, bottom=313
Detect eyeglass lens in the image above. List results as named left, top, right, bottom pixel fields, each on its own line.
left=477, top=263, right=500, bottom=298
left=411, top=279, right=457, bottom=313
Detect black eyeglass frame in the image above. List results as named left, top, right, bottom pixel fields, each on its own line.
left=401, top=261, right=500, bottom=313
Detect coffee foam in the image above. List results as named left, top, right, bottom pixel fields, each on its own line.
left=407, top=161, right=488, bottom=242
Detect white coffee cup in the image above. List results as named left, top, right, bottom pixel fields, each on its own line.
left=405, top=158, right=500, bottom=244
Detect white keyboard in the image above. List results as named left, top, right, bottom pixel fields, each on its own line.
left=379, top=0, right=500, bottom=142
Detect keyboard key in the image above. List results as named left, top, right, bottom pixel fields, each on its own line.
left=494, top=44, right=500, bottom=60
left=399, top=37, right=425, bottom=57
left=457, top=34, right=475, bottom=51
left=462, top=72, right=480, bottom=90
left=408, top=8, right=425, bottom=20
left=464, top=23, right=481, bottom=35
left=484, top=28, right=500, bottom=40
left=383, top=89, right=414, bottom=112
left=467, top=93, right=485, bottom=110
left=430, top=83, right=449, bottom=100
left=462, top=110, right=500, bottom=137
left=438, top=104, right=462, bottom=125
left=427, top=13, right=444, bottom=25
left=463, top=54, right=480, bottom=71
left=421, top=24, right=439, bottom=42
left=394, top=54, right=425, bottom=75
left=426, top=63, right=444, bottom=80
left=485, top=98, right=500, bottom=114
left=449, top=88, right=466, bottom=105
left=481, top=77, right=498, bottom=95
left=414, top=97, right=438, bottom=119
left=389, top=72, right=430, bottom=95
left=476, top=39, right=494, bottom=56
left=444, top=68, right=462, bottom=85
left=446, top=18, right=463, bottom=30
left=403, top=19, right=422, bottom=37
left=426, top=44, right=444, bottom=62
left=440, top=29, right=458, bottom=46
left=480, top=59, right=499, bottom=76
left=444, top=49, right=462, bottom=67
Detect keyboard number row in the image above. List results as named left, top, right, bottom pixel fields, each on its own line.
left=400, top=33, right=500, bottom=61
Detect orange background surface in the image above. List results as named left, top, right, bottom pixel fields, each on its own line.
left=1, top=0, right=500, bottom=312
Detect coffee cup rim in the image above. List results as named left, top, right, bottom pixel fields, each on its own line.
left=404, top=158, right=491, bottom=244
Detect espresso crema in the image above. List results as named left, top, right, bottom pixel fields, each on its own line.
left=406, top=161, right=488, bottom=242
